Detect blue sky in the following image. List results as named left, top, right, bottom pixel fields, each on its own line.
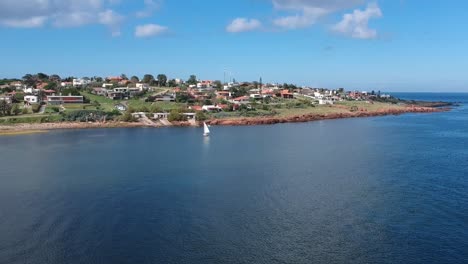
left=1, top=0, right=467, bottom=92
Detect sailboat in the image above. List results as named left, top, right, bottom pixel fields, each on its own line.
left=203, top=122, right=210, bottom=137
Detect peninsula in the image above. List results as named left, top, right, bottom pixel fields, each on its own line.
left=0, top=73, right=451, bottom=134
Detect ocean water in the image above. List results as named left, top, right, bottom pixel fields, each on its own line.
left=0, top=93, right=467, bottom=264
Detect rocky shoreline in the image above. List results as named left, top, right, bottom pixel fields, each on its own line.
left=207, top=106, right=449, bottom=126
left=0, top=105, right=450, bottom=133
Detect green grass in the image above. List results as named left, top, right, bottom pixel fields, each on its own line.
left=0, top=114, right=62, bottom=124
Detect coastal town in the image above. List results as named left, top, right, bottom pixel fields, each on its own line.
left=0, top=73, right=445, bottom=132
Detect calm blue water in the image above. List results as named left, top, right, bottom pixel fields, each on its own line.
left=0, top=93, right=467, bottom=264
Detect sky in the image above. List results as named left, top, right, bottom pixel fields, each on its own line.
left=0, top=0, right=467, bottom=92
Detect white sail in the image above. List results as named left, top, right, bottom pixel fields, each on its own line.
left=203, top=122, right=210, bottom=136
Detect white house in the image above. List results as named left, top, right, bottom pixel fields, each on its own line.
left=136, top=83, right=149, bottom=91
left=319, top=99, right=334, bottom=105
left=73, top=78, right=91, bottom=87
left=24, top=95, right=40, bottom=105
left=23, top=87, right=38, bottom=94
left=202, top=105, right=222, bottom=112
left=0, top=95, right=12, bottom=104
left=102, top=83, right=114, bottom=88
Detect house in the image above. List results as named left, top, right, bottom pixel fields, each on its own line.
left=24, top=95, right=40, bottom=105
left=118, top=80, right=131, bottom=86
left=136, top=83, right=149, bottom=91
left=92, top=88, right=108, bottom=96
left=189, top=105, right=203, bottom=111
left=182, top=113, right=196, bottom=120
left=61, top=82, right=72, bottom=87
left=202, top=105, right=222, bottom=112
left=107, top=76, right=123, bottom=82
left=114, top=87, right=129, bottom=93
left=216, top=91, right=232, bottom=100
left=232, top=96, right=250, bottom=104
left=250, top=94, right=262, bottom=100
left=73, top=78, right=91, bottom=87
left=197, top=80, right=213, bottom=89
left=153, top=94, right=176, bottom=102
left=0, top=95, right=12, bottom=104
left=102, top=83, right=114, bottom=88
left=279, top=90, right=294, bottom=99
left=319, top=99, right=334, bottom=105
left=46, top=95, right=84, bottom=105
left=153, top=113, right=169, bottom=119
left=107, top=91, right=124, bottom=100
left=23, top=87, right=38, bottom=94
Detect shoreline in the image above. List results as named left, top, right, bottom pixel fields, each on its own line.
left=0, top=105, right=450, bottom=133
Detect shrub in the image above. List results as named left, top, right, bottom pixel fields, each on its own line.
left=62, top=110, right=108, bottom=122
left=31, top=104, right=41, bottom=113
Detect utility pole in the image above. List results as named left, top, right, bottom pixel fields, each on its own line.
left=260, top=77, right=263, bottom=104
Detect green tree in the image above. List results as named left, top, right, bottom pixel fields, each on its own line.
left=22, top=74, right=36, bottom=87
left=167, top=79, right=177, bottom=87
left=130, top=76, right=140, bottom=83
left=187, top=75, right=197, bottom=85
left=37, top=72, right=49, bottom=80
left=44, top=82, right=58, bottom=91
left=157, top=74, right=167, bottom=87
left=168, top=109, right=185, bottom=122
left=49, top=74, right=61, bottom=82
left=142, top=74, right=155, bottom=84
left=0, top=100, right=12, bottom=116
left=213, top=80, right=223, bottom=90
left=120, top=74, right=128, bottom=80
left=11, top=104, right=21, bottom=115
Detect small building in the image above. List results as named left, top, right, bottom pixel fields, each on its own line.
left=131, top=112, right=146, bottom=118
left=279, top=90, right=294, bottom=99
left=46, top=95, right=84, bottom=105
left=136, top=83, right=149, bottom=91
left=182, top=113, right=196, bottom=120
left=114, top=87, right=129, bottom=93
left=24, top=95, right=40, bottom=105
left=73, top=78, right=91, bottom=87
left=92, top=88, right=108, bottom=96
left=202, top=105, right=222, bottom=112
left=232, top=96, right=250, bottom=104
left=115, top=104, right=127, bottom=111
left=216, top=91, right=232, bottom=100
left=0, top=95, right=12, bottom=104
left=319, top=99, right=334, bottom=105
left=108, top=91, right=124, bottom=100
left=154, top=94, right=176, bottom=102
left=153, top=113, right=169, bottom=119
left=250, top=94, right=262, bottom=100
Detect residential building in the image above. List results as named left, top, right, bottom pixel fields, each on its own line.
left=202, top=105, right=222, bottom=112
left=46, top=95, right=84, bottom=105
left=136, top=83, right=149, bottom=91
left=0, top=95, right=12, bottom=104
left=24, top=95, right=40, bottom=105
left=73, top=78, right=91, bottom=87
left=92, top=88, right=108, bottom=96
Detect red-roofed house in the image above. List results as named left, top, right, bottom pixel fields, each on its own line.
left=279, top=89, right=294, bottom=99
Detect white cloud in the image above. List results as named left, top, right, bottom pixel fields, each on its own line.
left=332, top=3, right=382, bottom=39
left=136, top=0, right=162, bottom=18
left=0, top=0, right=128, bottom=36
left=135, top=24, right=168, bottom=38
left=272, top=0, right=365, bottom=29
left=226, top=18, right=262, bottom=33
left=1, top=16, right=47, bottom=28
